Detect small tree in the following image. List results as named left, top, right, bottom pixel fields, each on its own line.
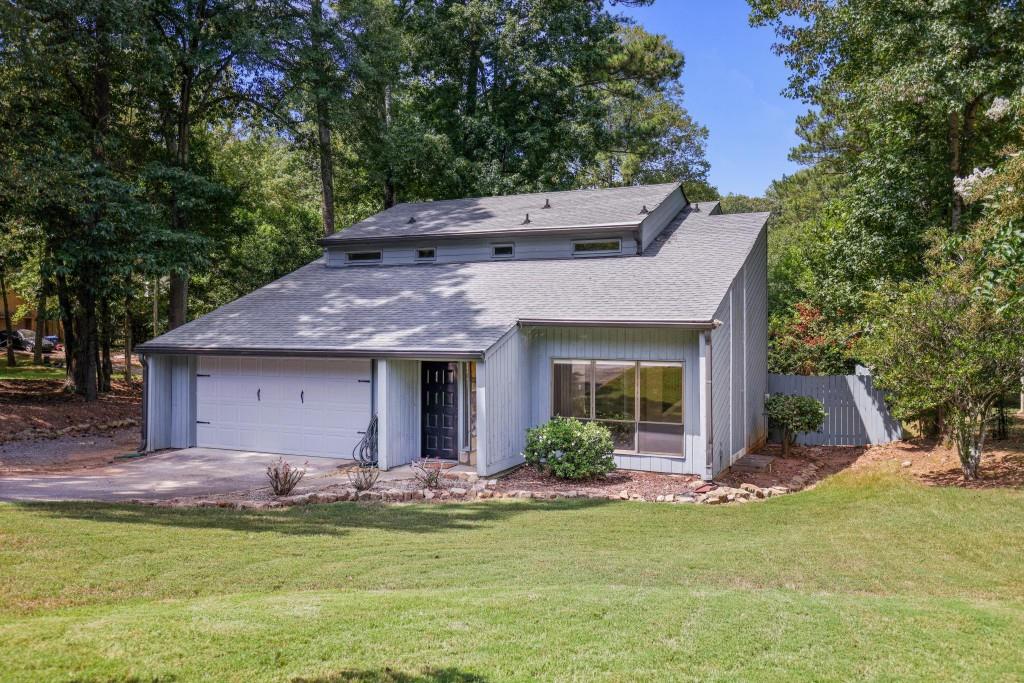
left=765, top=394, right=827, bottom=456
left=862, top=271, right=1023, bottom=480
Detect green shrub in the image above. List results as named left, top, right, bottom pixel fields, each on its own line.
left=523, top=417, right=616, bottom=479
left=765, top=394, right=828, bottom=456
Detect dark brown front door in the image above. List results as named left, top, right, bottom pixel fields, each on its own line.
left=422, top=361, right=458, bottom=460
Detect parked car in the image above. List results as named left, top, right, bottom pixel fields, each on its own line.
left=44, top=335, right=62, bottom=351
left=0, top=330, right=29, bottom=351
left=16, top=329, right=55, bottom=354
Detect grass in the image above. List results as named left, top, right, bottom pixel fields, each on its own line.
left=1, top=471, right=1023, bottom=681
left=0, top=362, right=65, bottom=381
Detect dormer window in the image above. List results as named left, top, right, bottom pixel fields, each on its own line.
left=491, top=243, right=515, bottom=259
left=416, top=248, right=436, bottom=262
left=572, top=239, right=621, bottom=256
left=346, top=251, right=382, bottom=264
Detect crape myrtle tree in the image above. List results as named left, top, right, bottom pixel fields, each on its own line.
left=862, top=255, right=1023, bottom=480
left=862, top=93, right=1024, bottom=480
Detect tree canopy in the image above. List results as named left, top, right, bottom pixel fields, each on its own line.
left=0, top=0, right=711, bottom=399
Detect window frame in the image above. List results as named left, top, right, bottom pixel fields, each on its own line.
left=415, top=247, right=436, bottom=262
left=551, top=358, right=684, bottom=457
left=571, top=238, right=622, bottom=257
left=490, top=243, right=515, bottom=259
left=346, top=250, right=382, bottom=264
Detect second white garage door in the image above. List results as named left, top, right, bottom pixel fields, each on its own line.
left=195, top=356, right=372, bottom=459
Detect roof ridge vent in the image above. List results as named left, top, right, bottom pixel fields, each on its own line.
left=522, top=213, right=531, bottom=225
left=542, top=198, right=551, bottom=209
left=407, top=216, right=417, bottom=224
left=640, top=205, right=649, bottom=214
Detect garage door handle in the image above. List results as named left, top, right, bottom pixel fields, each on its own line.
left=300, top=390, right=304, bottom=404
left=357, top=431, right=366, bottom=435
left=257, top=388, right=261, bottom=401
left=197, top=420, right=210, bottom=425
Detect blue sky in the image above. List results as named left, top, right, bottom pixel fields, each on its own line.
left=621, top=0, right=805, bottom=196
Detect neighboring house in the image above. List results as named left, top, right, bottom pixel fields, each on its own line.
left=138, top=183, right=769, bottom=479
left=2, top=290, right=62, bottom=338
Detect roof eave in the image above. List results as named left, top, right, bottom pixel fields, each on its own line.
left=517, top=318, right=721, bottom=330
left=134, top=344, right=485, bottom=360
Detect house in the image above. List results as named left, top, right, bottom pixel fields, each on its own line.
left=137, top=183, right=769, bottom=479
left=2, top=289, right=62, bottom=338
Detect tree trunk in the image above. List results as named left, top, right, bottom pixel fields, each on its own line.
left=99, top=296, right=112, bottom=392
left=168, top=272, right=188, bottom=329
left=0, top=266, right=16, bottom=368
left=167, top=69, right=194, bottom=330
left=152, top=277, right=159, bottom=337
left=953, top=408, right=988, bottom=481
left=316, top=102, right=336, bottom=236
left=124, top=289, right=133, bottom=384
left=311, top=0, right=336, bottom=237
left=55, top=271, right=75, bottom=381
left=73, top=285, right=98, bottom=401
left=32, top=286, right=45, bottom=365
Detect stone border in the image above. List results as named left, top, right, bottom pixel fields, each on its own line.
left=137, top=477, right=793, bottom=510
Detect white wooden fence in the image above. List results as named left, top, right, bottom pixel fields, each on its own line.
left=767, top=366, right=903, bottom=446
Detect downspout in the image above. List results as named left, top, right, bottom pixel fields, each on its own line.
left=704, top=329, right=714, bottom=480
left=138, top=353, right=148, bottom=453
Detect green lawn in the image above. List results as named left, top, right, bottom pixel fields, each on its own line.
left=0, top=362, right=65, bottom=381
left=2, top=471, right=1023, bottom=682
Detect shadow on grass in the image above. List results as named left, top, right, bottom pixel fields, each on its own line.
left=9, top=497, right=614, bottom=538
left=294, top=668, right=487, bottom=682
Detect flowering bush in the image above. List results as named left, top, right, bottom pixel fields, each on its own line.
left=523, top=417, right=615, bottom=480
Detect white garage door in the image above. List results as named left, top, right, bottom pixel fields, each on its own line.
left=195, top=356, right=372, bottom=459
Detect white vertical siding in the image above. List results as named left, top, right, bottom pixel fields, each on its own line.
left=376, top=358, right=419, bottom=469
left=709, top=225, right=768, bottom=477
left=478, top=329, right=531, bottom=475
left=745, top=229, right=768, bottom=451
left=145, top=354, right=195, bottom=451
left=525, top=326, right=703, bottom=476
left=711, top=289, right=733, bottom=475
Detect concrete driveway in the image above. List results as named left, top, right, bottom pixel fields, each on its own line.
left=0, top=448, right=349, bottom=502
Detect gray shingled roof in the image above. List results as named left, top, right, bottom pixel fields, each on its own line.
left=322, top=182, right=682, bottom=244
left=139, top=204, right=768, bottom=357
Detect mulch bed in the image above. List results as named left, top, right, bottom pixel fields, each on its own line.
left=0, top=379, right=141, bottom=443
left=849, top=430, right=1024, bottom=489
left=493, top=466, right=701, bottom=498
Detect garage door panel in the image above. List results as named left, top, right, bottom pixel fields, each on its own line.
left=196, top=357, right=371, bottom=458
left=303, top=381, right=371, bottom=406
